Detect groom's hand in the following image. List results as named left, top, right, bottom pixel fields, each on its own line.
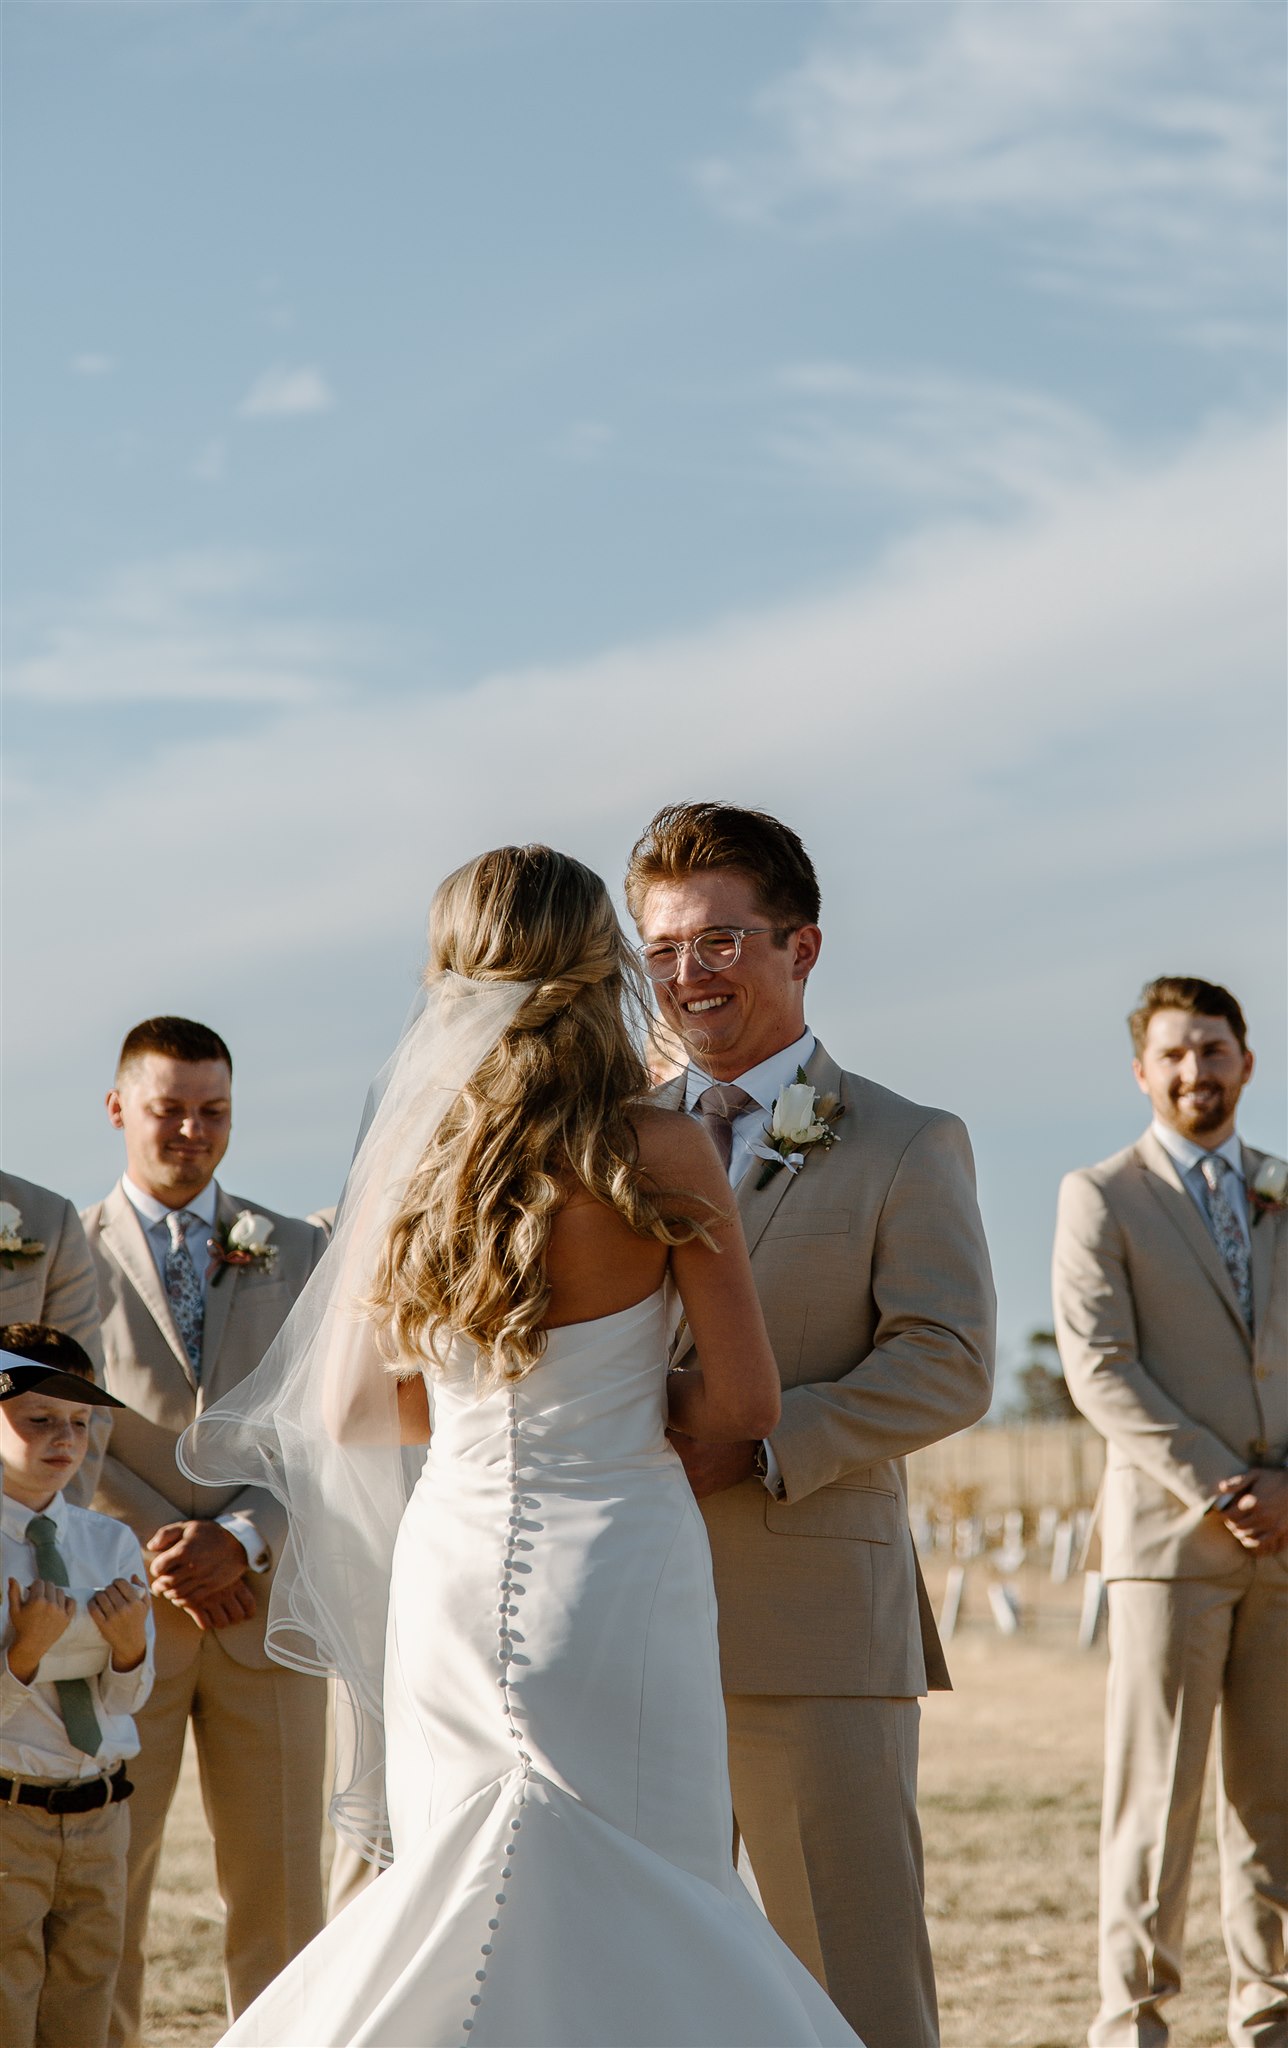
left=666, top=1433, right=758, bottom=1500
left=146, top=1519, right=250, bottom=1603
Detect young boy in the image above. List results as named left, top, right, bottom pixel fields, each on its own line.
left=1, top=1322, right=154, bottom=2048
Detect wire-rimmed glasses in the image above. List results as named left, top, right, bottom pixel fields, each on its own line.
left=637, top=926, right=786, bottom=984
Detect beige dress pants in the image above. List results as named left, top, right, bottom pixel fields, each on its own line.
left=109, top=1633, right=327, bottom=2048
left=1093, top=1567, right=1288, bottom=2048
left=0, top=1791, right=129, bottom=2048
left=726, top=1693, right=938, bottom=2048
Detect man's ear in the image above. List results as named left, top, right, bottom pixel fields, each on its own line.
left=792, top=925, right=823, bottom=982
left=106, top=1088, right=125, bottom=1130
left=1131, top=1059, right=1149, bottom=1099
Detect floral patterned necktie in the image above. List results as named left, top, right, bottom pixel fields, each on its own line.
left=1199, top=1156, right=1253, bottom=1329
left=164, top=1209, right=205, bottom=1376
left=25, top=1515, right=104, bottom=1757
left=693, top=1084, right=757, bottom=1175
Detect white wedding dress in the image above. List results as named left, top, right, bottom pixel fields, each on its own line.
left=219, top=1287, right=862, bottom=2048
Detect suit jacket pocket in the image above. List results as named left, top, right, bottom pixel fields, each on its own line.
left=766, top=1484, right=897, bottom=1542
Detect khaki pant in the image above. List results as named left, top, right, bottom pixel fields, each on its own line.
left=110, top=1635, right=327, bottom=2048
left=726, top=1693, right=938, bottom=2048
left=1093, top=1569, right=1288, bottom=2048
left=0, top=1788, right=129, bottom=2048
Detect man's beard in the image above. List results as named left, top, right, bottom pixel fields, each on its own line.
left=1170, top=1082, right=1235, bottom=1137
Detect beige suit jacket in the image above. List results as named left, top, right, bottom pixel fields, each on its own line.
left=663, top=1041, right=996, bottom=1697
left=82, top=1181, right=327, bottom=1677
left=1, top=1169, right=105, bottom=1372
left=1, top=1169, right=109, bottom=1505
left=1053, top=1129, right=1288, bottom=1580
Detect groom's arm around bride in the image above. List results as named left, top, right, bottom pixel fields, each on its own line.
left=627, top=803, right=996, bottom=2048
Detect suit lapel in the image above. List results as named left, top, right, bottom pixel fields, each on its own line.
left=198, top=1187, right=241, bottom=1397
left=100, top=1182, right=197, bottom=1385
left=734, top=1040, right=844, bottom=1258
left=1136, top=1132, right=1251, bottom=1351
left=1243, top=1144, right=1278, bottom=1336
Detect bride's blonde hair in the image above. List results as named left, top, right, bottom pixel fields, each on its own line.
left=367, top=845, right=715, bottom=1380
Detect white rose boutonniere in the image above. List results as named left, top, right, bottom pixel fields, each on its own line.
left=751, top=1069, right=844, bottom=1191
left=1249, top=1156, right=1288, bottom=1224
left=0, top=1201, right=46, bottom=1269
left=207, top=1210, right=278, bottom=1284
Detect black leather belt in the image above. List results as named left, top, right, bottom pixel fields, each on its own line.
left=1, top=1763, right=133, bottom=1814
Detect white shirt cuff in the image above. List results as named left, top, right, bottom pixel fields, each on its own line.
left=760, top=1440, right=786, bottom=1500
left=218, top=1514, right=270, bottom=1574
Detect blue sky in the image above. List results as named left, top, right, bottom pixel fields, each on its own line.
left=5, top=2, right=1285, bottom=1396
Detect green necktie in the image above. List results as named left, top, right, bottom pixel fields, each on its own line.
left=24, top=1514, right=104, bottom=1758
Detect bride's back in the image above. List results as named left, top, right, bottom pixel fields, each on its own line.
left=543, top=1108, right=692, bottom=1330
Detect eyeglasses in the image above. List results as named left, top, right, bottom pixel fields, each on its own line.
left=638, top=926, right=786, bottom=984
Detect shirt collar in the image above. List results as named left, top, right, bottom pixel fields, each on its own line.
left=684, top=1029, right=817, bottom=1118
left=122, top=1175, right=219, bottom=1230
left=0, top=1489, right=68, bottom=1541
left=1151, top=1120, right=1244, bottom=1183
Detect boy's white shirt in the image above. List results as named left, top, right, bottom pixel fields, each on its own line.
left=0, top=1488, right=155, bottom=1779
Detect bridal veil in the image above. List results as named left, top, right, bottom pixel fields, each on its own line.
left=178, top=972, right=534, bottom=1865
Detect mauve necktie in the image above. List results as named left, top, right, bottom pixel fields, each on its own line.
left=24, top=1514, right=104, bottom=1757
left=1199, top=1155, right=1253, bottom=1329
left=693, top=1084, right=757, bottom=1175
left=164, top=1210, right=205, bottom=1376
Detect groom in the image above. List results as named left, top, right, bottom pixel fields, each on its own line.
left=627, top=802, right=996, bottom=2048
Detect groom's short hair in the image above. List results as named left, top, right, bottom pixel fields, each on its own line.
left=625, top=803, right=821, bottom=930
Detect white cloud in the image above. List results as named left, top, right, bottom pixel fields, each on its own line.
left=236, top=364, right=336, bottom=419
left=698, top=6, right=1285, bottom=335
left=770, top=364, right=1121, bottom=515
left=71, top=353, right=114, bottom=376
left=5, top=413, right=1284, bottom=1358
left=7, top=550, right=364, bottom=706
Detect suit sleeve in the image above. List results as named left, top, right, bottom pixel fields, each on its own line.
left=92, top=1454, right=184, bottom=1549
left=770, top=1113, right=996, bottom=1499
left=44, top=1198, right=111, bottom=1511
left=1052, top=1169, right=1241, bottom=1507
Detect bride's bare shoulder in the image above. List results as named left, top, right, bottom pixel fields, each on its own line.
left=627, top=1102, right=722, bottom=1185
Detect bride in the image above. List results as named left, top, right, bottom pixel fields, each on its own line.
left=181, top=845, right=861, bottom=2048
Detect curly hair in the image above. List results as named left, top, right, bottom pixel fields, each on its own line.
left=366, top=845, right=718, bottom=1382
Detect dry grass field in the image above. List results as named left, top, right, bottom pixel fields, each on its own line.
left=142, top=1570, right=1232, bottom=2048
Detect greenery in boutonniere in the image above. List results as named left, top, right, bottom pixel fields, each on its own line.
left=207, top=1210, right=279, bottom=1284
left=751, top=1070, right=844, bottom=1191
left=0, top=1201, right=46, bottom=1270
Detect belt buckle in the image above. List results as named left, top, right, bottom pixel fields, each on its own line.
left=48, top=1776, right=108, bottom=1815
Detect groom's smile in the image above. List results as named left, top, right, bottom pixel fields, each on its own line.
left=636, top=872, right=821, bottom=1083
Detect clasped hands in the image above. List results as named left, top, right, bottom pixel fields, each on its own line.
left=6, top=1573, right=149, bottom=1685
left=1215, top=1469, right=1288, bottom=1554
left=146, top=1519, right=257, bottom=1630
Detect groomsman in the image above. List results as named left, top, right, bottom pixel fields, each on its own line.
left=1054, top=977, right=1287, bottom=2048
left=81, top=1017, right=328, bottom=2047
left=627, top=802, right=996, bottom=2048
left=1, top=1170, right=107, bottom=1503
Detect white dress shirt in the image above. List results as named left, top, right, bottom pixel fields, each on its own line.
left=119, top=1176, right=269, bottom=1574
left=1151, top=1122, right=1250, bottom=1246
left=1, top=1490, right=155, bottom=1780
left=683, top=1029, right=816, bottom=1495
left=122, top=1173, right=219, bottom=1301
